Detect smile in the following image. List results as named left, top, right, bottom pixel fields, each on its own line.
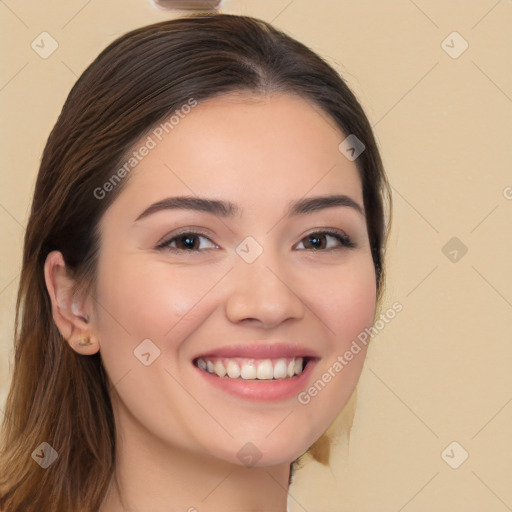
left=194, top=356, right=307, bottom=380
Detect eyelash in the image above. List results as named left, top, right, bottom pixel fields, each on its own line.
left=156, top=229, right=356, bottom=253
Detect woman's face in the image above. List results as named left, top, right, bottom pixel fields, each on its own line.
left=91, top=92, right=376, bottom=466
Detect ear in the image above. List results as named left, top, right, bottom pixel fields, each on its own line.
left=44, top=250, right=99, bottom=355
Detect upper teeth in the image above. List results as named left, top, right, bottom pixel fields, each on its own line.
left=196, top=357, right=305, bottom=380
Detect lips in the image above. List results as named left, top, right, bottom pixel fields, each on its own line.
left=192, top=344, right=319, bottom=380
left=193, top=352, right=318, bottom=402
left=193, top=343, right=320, bottom=360
left=191, top=343, right=319, bottom=398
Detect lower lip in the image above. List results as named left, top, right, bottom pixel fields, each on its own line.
left=194, top=359, right=317, bottom=402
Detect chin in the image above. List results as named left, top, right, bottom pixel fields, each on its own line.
left=208, top=434, right=317, bottom=468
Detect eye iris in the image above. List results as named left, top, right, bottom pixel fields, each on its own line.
left=306, top=234, right=326, bottom=250
left=178, top=235, right=198, bottom=250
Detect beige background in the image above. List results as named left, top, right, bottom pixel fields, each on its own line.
left=1, top=0, right=511, bottom=510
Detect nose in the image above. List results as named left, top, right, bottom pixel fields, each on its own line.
left=224, top=252, right=305, bottom=329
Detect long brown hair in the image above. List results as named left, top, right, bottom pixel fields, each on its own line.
left=0, top=13, right=391, bottom=511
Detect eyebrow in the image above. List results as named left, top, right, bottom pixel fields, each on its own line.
left=134, top=194, right=364, bottom=222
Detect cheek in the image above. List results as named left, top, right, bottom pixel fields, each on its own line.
left=90, top=258, right=227, bottom=445
left=330, top=279, right=376, bottom=346
left=306, top=258, right=377, bottom=345
left=93, top=258, right=223, bottom=360
left=296, top=257, right=376, bottom=412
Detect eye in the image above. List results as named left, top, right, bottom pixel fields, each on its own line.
left=156, top=232, right=218, bottom=252
left=294, top=230, right=355, bottom=251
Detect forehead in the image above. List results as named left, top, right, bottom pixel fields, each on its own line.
left=111, top=92, right=363, bottom=215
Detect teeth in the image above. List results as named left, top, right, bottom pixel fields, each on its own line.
left=196, top=356, right=307, bottom=380
left=226, top=360, right=241, bottom=379
left=213, top=361, right=226, bottom=378
left=274, top=359, right=287, bottom=379
left=256, top=359, right=274, bottom=380
left=240, top=360, right=257, bottom=380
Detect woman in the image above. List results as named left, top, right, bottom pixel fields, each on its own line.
left=0, top=13, right=391, bottom=512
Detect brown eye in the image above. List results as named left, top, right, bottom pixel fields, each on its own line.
left=303, top=233, right=328, bottom=250
left=157, top=232, right=217, bottom=252
left=295, top=231, right=355, bottom=251
left=174, top=234, right=201, bottom=250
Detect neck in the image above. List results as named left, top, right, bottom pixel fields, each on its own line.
left=100, top=404, right=290, bottom=512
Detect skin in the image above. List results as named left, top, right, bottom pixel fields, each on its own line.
left=45, top=92, right=377, bottom=512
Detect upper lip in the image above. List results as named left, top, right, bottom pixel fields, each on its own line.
left=193, top=343, right=320, bottom=360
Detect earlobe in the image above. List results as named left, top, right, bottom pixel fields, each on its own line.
left=44, top=250, right=100, bottom=355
